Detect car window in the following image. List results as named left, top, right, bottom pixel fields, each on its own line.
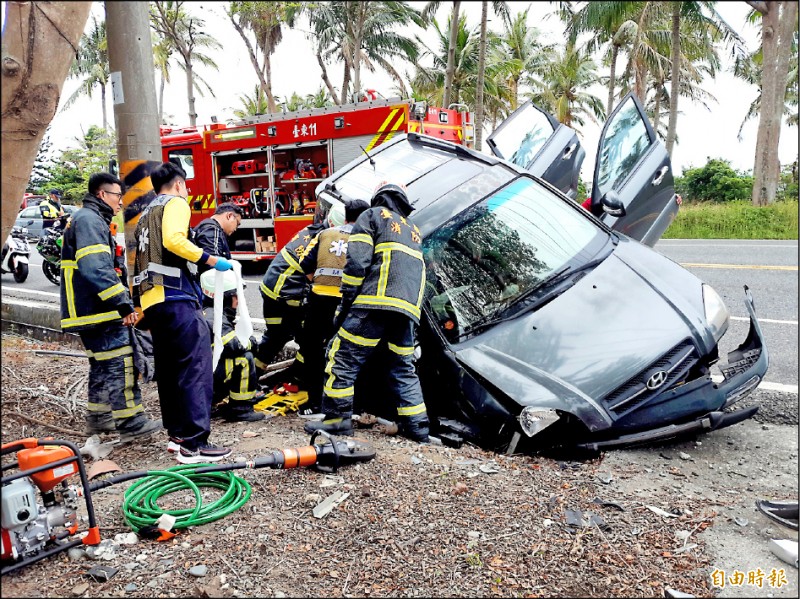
left=489, top=103, right=555, bottom=167
left=21, top=208, right=39, bottom=218
left=595, top=96, right=652, bottom=199
left=423, top=177, right=603, bottom=341
left=168, top=149, right=195, bottom=180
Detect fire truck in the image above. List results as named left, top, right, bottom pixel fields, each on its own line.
left=159, top=97, right=474, bottom=261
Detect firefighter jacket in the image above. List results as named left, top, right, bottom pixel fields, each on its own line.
left=132, top=194, right=209, bottom=311
left=40, top=198, right=64, bottom=219
left=299, top=224, right=354, bottom=298
left=193, top=217, right=231, bottom=276
left=60, top=194, right=134, bottom=331
left=341, top=207, right=426, bottom=323
left=259, top=222, right=327, bottom=305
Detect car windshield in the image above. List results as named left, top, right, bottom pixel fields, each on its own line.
left=423, top=177, right=605, bottom=341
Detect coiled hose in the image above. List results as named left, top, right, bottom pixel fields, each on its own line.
left=122, top=464, right=252, bottom=532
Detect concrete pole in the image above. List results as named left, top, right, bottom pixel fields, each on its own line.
left=105, top=1, right=162, bottom=275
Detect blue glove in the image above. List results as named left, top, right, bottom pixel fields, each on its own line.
left=214, top=257, right=233, bottom=271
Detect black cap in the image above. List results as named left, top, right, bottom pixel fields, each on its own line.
left=49, top=189, right=63, bottom=197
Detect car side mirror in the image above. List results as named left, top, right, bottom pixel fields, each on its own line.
left=26, top=220, right=34, bottom=226
left=601, top=191, right=626, bottom=217
left=193, top=200, right=203, bottom=210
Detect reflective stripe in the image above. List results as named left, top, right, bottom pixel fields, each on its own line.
left=260, top=281, right=279, bottom=300
left=338, top=327, right=380, bottom=347
left=254, top=356, right=269, bottom=370
left=230, top=389, right=256, bottom=401
left=224, top=358, right=234, bottom=383
left=323, top=384, right=354, bottom=398
left=76, top=244, right=111, bottom=261
left=265, top=317, right=283, bottom=325
left=123, top=356, right=135, bottom=410
left=280, top=248, right=303, bottom=273
left=341, top=273, right=364, bottom=286
left=112, top=404, right=144, bottom=419
left=146, top=262, right=182, bottom=278
left=388, top=343, right=415, bottom=356
left=221, top=331, right=236, bottom=345
left=64, top=263, right=77, bottom=319
left=348, top=233, right=374, bottom=246
left=98, top=282, right=126, bottom=301
left=286, top=299, right=301, bottom=307
left=311, top=284, right=342, bottom=297
left=397, top=403, right=427, bottom=416
left=375, top=242, right=423, bottom=260
left=352, top=295, right=421, bottom=319
left=323, top=336, right=341, bottom=390
left=61, top=311, right=121, bottom=329
left=377, top=246, right=392, bottom=296
left=87, top=402, right=111, bottom=413
left=86, top=345, right=133, bottom=361
left=296, top=351, right=305, bottom=364
left=61, top=259, right=77, bottom=269
left=230, top=356, right=252, bottom=401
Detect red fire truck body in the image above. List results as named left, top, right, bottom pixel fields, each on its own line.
left=159, top=98, right=473, bottom=261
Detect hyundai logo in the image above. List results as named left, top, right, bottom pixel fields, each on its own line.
left=645, top=370, right=668, bottom=390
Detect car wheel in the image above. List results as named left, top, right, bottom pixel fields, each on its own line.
left=13, top=261, right=29, bottom=283
left=42, top=260, right=60, bottom=286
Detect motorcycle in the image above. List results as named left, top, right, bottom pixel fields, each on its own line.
left=36, top=216, right=68, bottom=286
left=1, top=223, right=32, bottom=283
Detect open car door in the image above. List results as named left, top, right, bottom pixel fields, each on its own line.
left=487, top=101, right=585, bottom=200
left=589, top=93, right=679, bottom=246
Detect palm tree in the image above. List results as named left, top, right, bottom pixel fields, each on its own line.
left=305, top=86, right=335, bottom=109
left=307, top=2, right=422, bottom=105
left=150, top=1, right=221, bottom=126
left=228, top=2, right=300, bottom=114
left=525, top=42, right=605, bottom=132
left=152, top=35, right=173, bottom=124
left=62, top=16, right=110, bottom=131
left=232, top=85, right=270, bottom=119
left=281, top=92, right=306, bottom=113
left=474, top=1, right=510, bottom=150
left=422, top=1, right=461, bottom=107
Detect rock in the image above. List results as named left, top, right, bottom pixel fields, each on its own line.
left=734, top=517, right=749, bottom=527
left=67, top=547, right=86, bottom=561
left=135, top=553, right=148, bottom=562
left=305, top=493, right=322, bottom=505
left=427, top=492, right=439, bottom=500
left=85, top=539, right=117, bottom=560
left=678, top=452, right=691, bottom=460
left=123, top=562, right=138, bottom=571
left=467, top=531, right=480, bottom=539
left=189, top=565, right=208, bottom=577
left=114, top=532, right=138, bottom=545
left=596, top=473, right=613, bottom=485
left=124, top=583, right=138, bottom=593
left=274, top=592, right=287, bottom=598
left=411, top=456, right=423, bottom=465
left=224, top=526, right=235, bottom=534
left=675, top=530, right=692, bottom=541
left=71, top=583, right=89, bottom=596
left=86, top=565, right=118, bottom=582
left=453, top=482, right=468, bottom=495
left=659, top=452, right=672, bottom=460
left=360, top=486, right=371, bottom=497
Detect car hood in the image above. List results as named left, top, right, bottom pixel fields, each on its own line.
left=453, top=238, right=717, bottom=427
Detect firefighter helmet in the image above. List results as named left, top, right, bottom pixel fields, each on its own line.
left=200, top=269, right=242, bottom=299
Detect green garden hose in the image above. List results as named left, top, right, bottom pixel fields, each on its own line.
left=121, top=464, right=252, bottom=532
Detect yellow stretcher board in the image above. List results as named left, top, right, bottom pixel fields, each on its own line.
left=254, top=390, right=309, bottom=417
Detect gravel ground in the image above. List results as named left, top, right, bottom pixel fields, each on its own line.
left=1, top=333, right=797, bottom=598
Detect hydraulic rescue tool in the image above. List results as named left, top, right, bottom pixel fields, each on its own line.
left=1, top=432, right=375, bottom=575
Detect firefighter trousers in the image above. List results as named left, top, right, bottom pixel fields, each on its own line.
left=214, top=350, right=258, bottom=414
left=295, top=292, right=339, bottom=410
left=254, top=296, right=305, bottom=376
left=79, top=323, right=146, bottom=433
left=145, top=300, right=213, bottom=450
left=321, top=308, right=429, bottom=437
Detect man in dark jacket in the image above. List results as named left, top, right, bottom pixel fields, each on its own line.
left=253, top=219, right=328, bottom=384
left=60, top=172, right=161, bottom=442
left=304, top=183, right=430, bottom=442
left=193, top=202, right=244, bottom=307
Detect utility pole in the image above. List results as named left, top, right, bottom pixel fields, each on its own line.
left=105, top=1, right=162, bottom=271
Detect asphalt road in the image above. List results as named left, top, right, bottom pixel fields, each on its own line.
left=2, top=238, right=797, bottom=394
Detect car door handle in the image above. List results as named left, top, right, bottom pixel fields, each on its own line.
left=651, top=166, right=669, bottom=186
left=562, top=143, right=577, bottom=160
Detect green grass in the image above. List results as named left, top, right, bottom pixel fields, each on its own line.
left=662, top=199, right=799, bottom=239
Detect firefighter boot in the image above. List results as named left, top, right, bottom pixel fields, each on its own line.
left=303, top=417, right=354, bottom=436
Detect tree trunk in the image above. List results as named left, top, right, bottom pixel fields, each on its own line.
left=443, top=1, right=461, bottom=108
left=474, top=1, right=488, bottom=151
left=665, top=2, right=680, bottom=156
left=341, top=58, right=351, bottom=105
left=101, top=83, right=108, bottom=131
left=352, top=4, right=365, bottom=101
left=185, top=58, right=196, bottom=126
left=511, top=77, right=519, bottom=111
left=265, top=53, right=277, bottom=113
left=229, top=13, right=271, bottom=113
left=653, top=84, right=661, bottom=133
left=2, top=1, right=92, bottom=241
left=751, top=0, right=797, bottom=205
left=635, top=60, right=648, bottom=103
left=317, top=52, right=341, bottom=105
left=607, top=43, right=619, bottom=116
left=159, top=72, right=165, bottom=123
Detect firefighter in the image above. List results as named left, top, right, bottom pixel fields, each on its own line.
left=60, top=172, right=161, bottom=442
left=296, top=199, right=370, bottom=417
left=132, top=161, right=234, bottom=464
left=253, top=217, right=328, bottom=387
left=200, top=270, right=266, bottom=422
left=303, top=183, right=430, bottom=442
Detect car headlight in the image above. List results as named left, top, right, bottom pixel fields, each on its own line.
left=702, top=284, right=729, bottom=342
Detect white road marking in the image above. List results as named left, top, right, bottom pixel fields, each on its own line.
left=731, top=316, right=797, bottom=325
left=2, top=287, right=59, bottom=298
left=659, top=242, right=798, bottom=248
